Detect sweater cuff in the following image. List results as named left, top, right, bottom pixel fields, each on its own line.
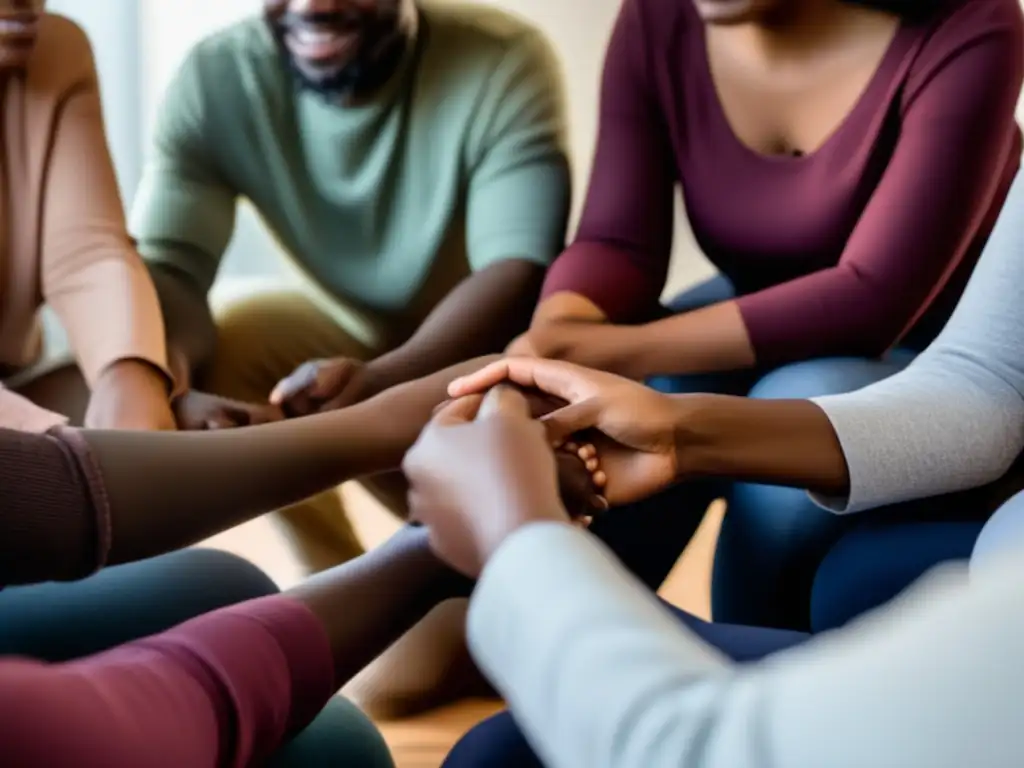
left=541, top=242, right=665, bottom=323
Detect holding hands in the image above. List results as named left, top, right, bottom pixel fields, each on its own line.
left=406, top=358, right=694, bottom=577
left=404, top=385, right=575, bottom=578
left=450, top=357, right=688, bottom=506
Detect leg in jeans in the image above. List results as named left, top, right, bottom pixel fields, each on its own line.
left=713, top=351, right=917, bottom=630
left=443, top=600, right=810, bottom=768
left=810, top=485, right=1024, bottom=633
left=203, top=288, right=383, bottom=572
left=0, top=548, right=394, bottom=766
left=809, top=464, right=1023, bottom=632
left=810, top=520, right=985, bottom=633
left=268, top=696, right=395, bottom=768
left=0, top=548, right=277, bottom=659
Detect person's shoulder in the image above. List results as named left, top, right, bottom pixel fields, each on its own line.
left=176, top=16, right=283, bottom=91
left=27, top=13, right=100, bottom=94
left=160, top=16, right=291, bottom=135
left=420, top=2, right=557, bottom=79
left=914, top=0, right=1023, bottom=50
left=901, top=0, right=1023, bottom=89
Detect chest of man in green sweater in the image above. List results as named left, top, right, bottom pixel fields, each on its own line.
left=131, top=0, right=570, bottom=570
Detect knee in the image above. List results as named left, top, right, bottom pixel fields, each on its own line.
left=749, top=357, right=890, bottom=400
left=270, top=697, right=394, bottom=768
left=725, top=481, right=839, bottom=553
left=203, top=290, right=307, bottom=397
left=812, top=522, right=981, bottom=632
left=443, top=712, right=542, bottom=768
left=153, top=548, right=278, bottom=605
left=972, top=491, right=1024, bottom=574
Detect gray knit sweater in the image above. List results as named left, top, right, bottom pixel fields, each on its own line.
left=813, top=170, right=1024, bottom=513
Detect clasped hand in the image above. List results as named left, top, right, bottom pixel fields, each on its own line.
left=405, top=358, right=689, bottom=578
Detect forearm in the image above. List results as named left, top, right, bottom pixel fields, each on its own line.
left=676, top=394, right=850, bottom=497
left=613, top=300, right=755, bottom=379
left=148, top=264, right=218, bottom=389
left=85, top=354, right=498, bottom=564
left=288, top=526, right=459, bottom=689
left=471, top=524, right=1024, bottom=768
left=373, top=262, right=542, bottom=386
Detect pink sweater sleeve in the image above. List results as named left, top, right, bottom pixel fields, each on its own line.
left=0, top=596, right=336, bottom=767
left=39, top=18, right=170, bottom=387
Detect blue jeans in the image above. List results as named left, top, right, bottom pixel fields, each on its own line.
left=598, top=275, right=920, bottom=630
left=444, top=491, right=1024, bottom=768
left=0, top=549, right=393, bottom=767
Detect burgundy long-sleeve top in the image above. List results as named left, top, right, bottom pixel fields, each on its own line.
left=0, top=427, right=335, bottom=767
left=543, top=0, right=1024, bottom=363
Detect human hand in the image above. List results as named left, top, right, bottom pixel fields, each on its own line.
left=449, top=358, right=685, bottom=505
left=404, top=386, right=573, bottom=578
left=269, top=357, right=385, bottom=416
left=505, top=320, right=640, bottom=376
left=173, top=389, right=284, bottom=431
left=431, top=385, right=607, bottom=519
left=85, top=360, right=176, bottom=430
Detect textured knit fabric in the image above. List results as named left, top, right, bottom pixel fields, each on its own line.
left=812, top=169, right=1024, bottom=513
left=0, top=14, right=168, bottom=395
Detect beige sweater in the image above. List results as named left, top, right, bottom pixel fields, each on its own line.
left=0, top=14, right=168, bottom=430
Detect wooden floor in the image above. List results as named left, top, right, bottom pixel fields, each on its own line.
left=203, top=487, right=725, bottom=767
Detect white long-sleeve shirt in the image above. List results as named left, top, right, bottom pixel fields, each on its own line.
left=468, top=523, right=1024, bottom=768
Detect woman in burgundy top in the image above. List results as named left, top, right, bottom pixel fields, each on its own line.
left=511, top=0, right=1024, bottom=631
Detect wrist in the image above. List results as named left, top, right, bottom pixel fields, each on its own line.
left=532, top=292, right=607, bottom=324
left=362, top=352, right=416, bottom=395
left=483, top=504, right=570, bottom=564
left=96, top=359, right=172, bottom=399
left=668, top=393, right=733, bottom=481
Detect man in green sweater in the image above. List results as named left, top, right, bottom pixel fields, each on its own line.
left=131, top=0, right=570, bottom=570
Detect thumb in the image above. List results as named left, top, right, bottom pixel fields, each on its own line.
left=432, top=394, right=484, bottom=426
left=269, top=362, right=319, bottom=405
left=540, top=398, right=601, bottom=445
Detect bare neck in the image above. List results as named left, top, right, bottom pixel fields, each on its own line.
left=738, top=0, right=895, bottom=61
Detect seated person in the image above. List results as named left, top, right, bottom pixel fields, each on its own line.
left=439, top=164, right=1024, bottom=760
left=0, top=353, right=606, bottom=766
left=130, top=0, right=570, bottom=570
left=405, top=383, right=1024, bottom=768
left=0, top=2, right=174, bottom=432
left=511, top=0, right=1024, bottom=630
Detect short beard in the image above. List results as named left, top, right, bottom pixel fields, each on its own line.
left=267, top=10, right=412, bottom=101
